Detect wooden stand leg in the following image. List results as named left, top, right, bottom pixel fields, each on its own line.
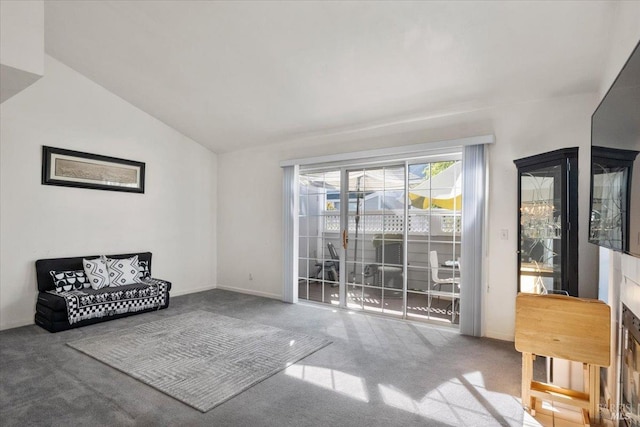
left=530, top=397, right=537, bottom=416
left=522, top=352, right=533, bottom=412
left=589, top=365, right=600, bottom=423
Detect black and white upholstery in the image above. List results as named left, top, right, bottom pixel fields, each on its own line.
left=138, top=260, right=151, bottom=280
left=34, top=252, right=171, bottom=333
left=49, top=269, right=90, bottom=292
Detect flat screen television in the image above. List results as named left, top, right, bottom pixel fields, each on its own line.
left=590, top=40, right=640, bottom=257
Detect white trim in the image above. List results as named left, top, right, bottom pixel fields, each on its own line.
left=0, top=317, right=34, bottom=331
left=6, top=285, right=221, bottom=331
left=300, top=151, right=462, bottom=172
left=280, top=135, right=495, bottom=167
left=338, top=168, right=348, bottom=307
left=485, top=331, right=514, bottom=342
left=215, top=285, right=282, bottom=300
left=402, top=160, right=409, bottom=317
left=299, top=300, right=461, bottom=334
left=171, top=284, right=218, bottom=297
left=282, top=165, right=299, bottom=303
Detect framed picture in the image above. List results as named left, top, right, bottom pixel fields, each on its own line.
left=42, top=146, right=145, bottom=193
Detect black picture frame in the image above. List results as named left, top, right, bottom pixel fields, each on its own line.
left=42, top=146, right=145, bottom=193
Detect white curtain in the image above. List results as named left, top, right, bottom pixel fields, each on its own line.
left=282, top=165, right=299, bottom=303
left=460, top=144, right=487, bottom=336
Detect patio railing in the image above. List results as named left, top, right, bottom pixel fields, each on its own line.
left=322, top=211, right=461, bottom=234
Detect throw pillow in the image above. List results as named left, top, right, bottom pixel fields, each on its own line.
left=83, top=257, right=110, bottom=290
left=49, top=270, right=90, bottom=292
left=105, top=255, right=143, bottom=287
left=138, top=260, right=151, bottom=280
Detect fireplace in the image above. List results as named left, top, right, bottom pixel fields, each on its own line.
left=622, top=304, right=640, bottom=426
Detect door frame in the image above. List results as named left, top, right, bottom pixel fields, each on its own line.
left=296, top=154, right=464, bottom=324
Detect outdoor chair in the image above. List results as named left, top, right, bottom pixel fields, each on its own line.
left=364, top=236, right=403, bottom=289
left=430, top=250, right=460, bottom=291
left=430, top=250, right=461, bottom=318
left=314, top=242, right=339, bottom=283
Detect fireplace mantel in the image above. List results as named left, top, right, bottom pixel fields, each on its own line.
left=601, top=250, right=640, bottom=423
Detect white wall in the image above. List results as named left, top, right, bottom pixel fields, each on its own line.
left=0, top=0, right=43, bottom=74
left=217, top=147, right=283, bottom=299
left=217, top=92, right=599, bottom=340
left=484, top=94, right=599, bottom=339
left=0, top=0, right=44, bottom=102
left=599, top=2, right=640, bottom=100
left=0, top=55, right=218, bottom=330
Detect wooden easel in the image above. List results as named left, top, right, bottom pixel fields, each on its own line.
left=515, top=293, right=611, bottom=426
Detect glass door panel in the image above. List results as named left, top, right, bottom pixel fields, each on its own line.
left=406, top=160, right=462, bottom=324
left=518, top=166, right=562, bottom=294
left=515, top=148, right=578, bottom=296
left=345, top=166, right=405, bottom=318
left=298, top=170, right=341, bottom=306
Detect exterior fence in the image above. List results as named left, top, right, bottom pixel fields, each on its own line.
left=322, top=211, right=461, bottom=234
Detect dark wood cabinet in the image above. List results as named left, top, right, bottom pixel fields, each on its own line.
left=514, top=148, right=579, bottom=296
left=589, top=146, right=639, bottom=254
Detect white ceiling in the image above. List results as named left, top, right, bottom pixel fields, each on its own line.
left=44, top=1, right=616, bottom=153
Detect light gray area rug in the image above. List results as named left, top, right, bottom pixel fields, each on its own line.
left=67, top=310, right=331, bottom=412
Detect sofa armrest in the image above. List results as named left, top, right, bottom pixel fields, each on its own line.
left=146, top=277, right=172, bottom=292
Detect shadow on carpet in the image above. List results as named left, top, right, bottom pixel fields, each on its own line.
left=67, top=310, right=332, bottom=412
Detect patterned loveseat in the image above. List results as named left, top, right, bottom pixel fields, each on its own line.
left=34, top=252, right=171, bottom=332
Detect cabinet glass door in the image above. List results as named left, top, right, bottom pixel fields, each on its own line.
left=519, top=166, right=562, bottom=293
left=515, top=148, right=578, bottom=296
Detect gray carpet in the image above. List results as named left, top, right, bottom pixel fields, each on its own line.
left=1, top=289, right=530, bottom=426
left=67, top=310, right=331, bottom=412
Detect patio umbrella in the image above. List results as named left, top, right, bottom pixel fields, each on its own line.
left=303, top=168, right=406, bottom=191
left=408, top=162, right=462, bottom=210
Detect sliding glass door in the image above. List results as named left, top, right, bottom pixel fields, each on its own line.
left=297, top=157, right=463, bottom=325
left=344, top=165, right=406, bottom=315
left=405, top=160, right=461, bottom=324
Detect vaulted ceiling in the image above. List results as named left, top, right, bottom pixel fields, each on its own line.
left=44, top=1, right=616, bottom=153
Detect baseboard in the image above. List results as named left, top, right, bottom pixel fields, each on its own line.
left=0, top=285, right=279, bottom=331
left=171, top=284, right=218, bottom=297
left=0, top=317, right=34, bottom=331
left=215, top=285, right=282, bottom=300
left=485, top=330, right=515, bottom=342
